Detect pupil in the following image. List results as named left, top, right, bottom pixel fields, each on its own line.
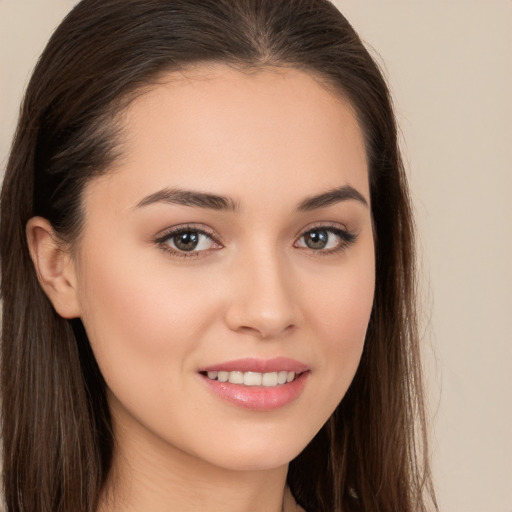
left=306, top=230, right=328, bottom=249
left=175, top=231, right=199, bottom=251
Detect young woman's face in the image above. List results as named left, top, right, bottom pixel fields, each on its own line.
left=73, top=66, right=375, bottom=472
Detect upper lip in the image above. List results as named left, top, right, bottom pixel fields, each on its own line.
left=199, top=357, right=309, bottom=374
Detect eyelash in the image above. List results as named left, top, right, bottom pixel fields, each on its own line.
left=295, top=223, right=357, bottom=256
left=155, top=224, right=220, bottom=259
left=155, top=223, right=357, bottom=259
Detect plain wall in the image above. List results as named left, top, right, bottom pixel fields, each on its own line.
left=1, top=1, right=511, bottom=511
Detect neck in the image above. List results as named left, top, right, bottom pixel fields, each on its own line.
left=98, top=411, right=292, bottom=512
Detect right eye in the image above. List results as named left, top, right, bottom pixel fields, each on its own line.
left=156, top=226, right=221, bottom=257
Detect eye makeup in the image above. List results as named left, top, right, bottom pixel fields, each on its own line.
left=294, top=222, right=357, bottom=255
left=154, top=221, right=358, bottom=260
left=154, top=224, right=222, bottom=259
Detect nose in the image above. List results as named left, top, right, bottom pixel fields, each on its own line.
left=224, top=249, right=300, bottom=339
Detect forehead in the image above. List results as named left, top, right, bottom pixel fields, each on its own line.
left=88, top=65, right=369, bottom=210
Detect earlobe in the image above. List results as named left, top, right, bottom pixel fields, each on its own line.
left=26, top=217, right=81, bottom=319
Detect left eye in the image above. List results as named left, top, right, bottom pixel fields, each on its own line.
left=296, top=228, right=350, bottom=251
left=162, top=230, right=215, bottom=252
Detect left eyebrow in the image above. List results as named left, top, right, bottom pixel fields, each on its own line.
left=297, top=185, right=369, bottom=211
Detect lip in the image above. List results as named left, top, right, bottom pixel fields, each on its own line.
left=199, top=357, right=309, bottom=374
left=198, top=357, right=310, bottom=411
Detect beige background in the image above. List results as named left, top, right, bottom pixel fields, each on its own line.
left=1, top=1, right=511, bottom=511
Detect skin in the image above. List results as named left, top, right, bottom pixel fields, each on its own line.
left=27, top=65, right=375, bottom=512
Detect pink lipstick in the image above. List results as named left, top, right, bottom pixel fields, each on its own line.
left=198, top=357, right=310, bottom=411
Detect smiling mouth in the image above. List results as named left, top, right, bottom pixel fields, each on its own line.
left=199, top=360, right=310, bottom=409
left=201, top=370, right=302, bottom=387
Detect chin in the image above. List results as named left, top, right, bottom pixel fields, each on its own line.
left=192, top=427, right=317, bottom=473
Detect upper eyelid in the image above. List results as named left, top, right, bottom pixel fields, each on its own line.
left=155, top=224, right=218, bottom=243
left=295, top=223, right=358, bottom=249
left=154, top=222, right=356, bottom=249
left=155, top=226, right=220, bottom=258
left=295, top=226, right=356, bottom=244
left=293, top=221, right=351, bottom=239
left=155, top=221, right=349, bottom=237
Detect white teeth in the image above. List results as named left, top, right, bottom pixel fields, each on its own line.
left=217, top=371, right=229, bottom=382
left=205, top=370, right=298, bottom=386
left=243, top=371, right=262, bottom=386
left=262, top=372, right=278, bottom=387
left=228, top=371, right=244, bottom=384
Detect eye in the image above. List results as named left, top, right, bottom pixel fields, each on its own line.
left=156, top=226, right=220, bottom=256
left=295, top=225, right=356, bottom=252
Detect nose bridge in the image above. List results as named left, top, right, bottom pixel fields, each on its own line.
left=225, top=242, right=299, bottom=338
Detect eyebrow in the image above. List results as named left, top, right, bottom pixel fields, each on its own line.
left=297, top=185, right=368, bottom=211
left=135, top=187, right=238, bottom=211
left=135, top=184, right=368, bottom=212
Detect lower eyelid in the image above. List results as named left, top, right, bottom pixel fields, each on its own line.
left=155, top=224, right=356, bottom=258
left=154, top=226, right=222, bottom=256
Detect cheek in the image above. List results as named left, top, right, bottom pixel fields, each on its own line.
left=319, top=291, right=372, bottom=389
left=326, top=272, right=374, bottom=354
left=75, top=246, right=220, bottom=384
left=310, top=236, right=374, bottom=334
left=306, top=242, right=375, bottom=400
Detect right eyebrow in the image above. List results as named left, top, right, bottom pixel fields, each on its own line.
left=134, top=187, right=239, bottom=211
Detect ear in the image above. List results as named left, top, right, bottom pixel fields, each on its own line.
left=26, top=217, right=81, bottom=319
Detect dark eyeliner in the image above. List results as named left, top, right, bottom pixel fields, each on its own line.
left=154, top=224, right=220, bottom=258
left=297, top=223, right=358, bottom=254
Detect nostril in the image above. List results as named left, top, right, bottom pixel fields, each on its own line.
left=235, top=322, right=296, bottom=339
left=223, top=270, right=300, bottom=337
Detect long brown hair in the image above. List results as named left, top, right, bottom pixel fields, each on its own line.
left=1, top=1, right=437, bottom=511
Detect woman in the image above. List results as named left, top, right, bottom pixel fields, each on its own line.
left=0, top=0, right=437, bottom=511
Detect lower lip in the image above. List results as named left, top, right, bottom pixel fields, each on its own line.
left=200, top=372, right=309, bottom=411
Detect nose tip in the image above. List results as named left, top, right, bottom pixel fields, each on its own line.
left=224, top=259, right=300, bottom=339
left=232, top=309, right=297, bottom=339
